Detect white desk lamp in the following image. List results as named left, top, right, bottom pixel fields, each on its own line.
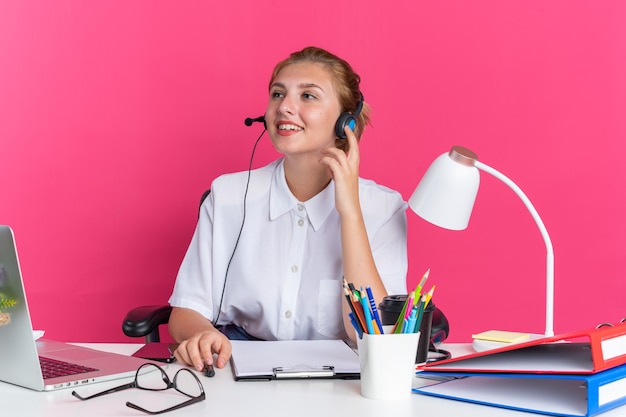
left=409, top=146, right=554, bottom=348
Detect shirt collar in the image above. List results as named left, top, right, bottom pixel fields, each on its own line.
left=269, top=159, right=336, bottom=231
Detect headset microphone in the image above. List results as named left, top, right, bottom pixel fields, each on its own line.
left=214, top=117, right=266, bottom=326
left=244, top=116, right=266, bottom=127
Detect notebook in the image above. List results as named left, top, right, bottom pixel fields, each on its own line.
left=0, top=225, right=155, bottom=391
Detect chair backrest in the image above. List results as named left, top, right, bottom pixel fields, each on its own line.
left=198, top=189, right=211, bottom=218
left=123, top=188, right=212, bottom=343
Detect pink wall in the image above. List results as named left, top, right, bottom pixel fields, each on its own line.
left=1, top=1, right=624, bottom=342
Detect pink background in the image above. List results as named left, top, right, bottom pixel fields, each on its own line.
left=1, top=1, right=624, bottom=343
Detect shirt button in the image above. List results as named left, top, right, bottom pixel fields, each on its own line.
left=284, top=310, right=292, bottom=319
left=297, top=219, right=305, bottom=227
left=291, top=265, right=298, bottom=273
left=297, top=204, right=304, bottom=211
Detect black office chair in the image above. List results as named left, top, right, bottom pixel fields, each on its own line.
left=122, top=189, right=211, bottom=343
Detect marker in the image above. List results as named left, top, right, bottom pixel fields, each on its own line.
left=402, top=317, right=409, bottom=334
left=404, top=293, right=415, bottom=321
left=414, top=295, right=427, bottom=334
left=406, top=307, right=418, bottom=334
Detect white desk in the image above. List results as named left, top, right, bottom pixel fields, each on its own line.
left=2, top=343, right=626, bottom=417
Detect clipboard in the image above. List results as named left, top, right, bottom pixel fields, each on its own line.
left=229, top=339, right=360, bottom=381
left=419, top=321, right=626, bottom=374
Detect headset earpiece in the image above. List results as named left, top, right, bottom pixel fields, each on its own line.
left=334, top=93, right=364, bottom=139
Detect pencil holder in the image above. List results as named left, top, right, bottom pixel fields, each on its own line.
left=356, top=330, right=420, bottom=400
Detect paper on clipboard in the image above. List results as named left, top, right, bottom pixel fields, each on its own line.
left=230, top=339, right=360, bottom=380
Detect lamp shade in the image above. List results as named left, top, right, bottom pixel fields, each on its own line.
left=408, top=148, right=480, bottom=231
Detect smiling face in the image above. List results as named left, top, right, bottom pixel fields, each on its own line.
left=265, top=62, right=342, bottom=158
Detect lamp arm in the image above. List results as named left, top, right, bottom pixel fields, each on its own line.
left=474, top=160, right=554, bottom=337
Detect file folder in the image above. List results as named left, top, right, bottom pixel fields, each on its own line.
left=229, top=339, right=360, bottom=381
left=413, top=363, right=626, bottom=417
left=419, top=322, right=626, bottom=374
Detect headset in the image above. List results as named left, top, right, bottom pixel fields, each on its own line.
left=334, top=92, right=364, bottom=139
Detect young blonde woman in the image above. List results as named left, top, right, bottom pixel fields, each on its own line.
left=168, top=46, right=408, bottom=373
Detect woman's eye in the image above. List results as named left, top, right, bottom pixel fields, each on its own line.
left=271, top=91, right=284, bottom=98
left=303, top=93, right=317, bottom=100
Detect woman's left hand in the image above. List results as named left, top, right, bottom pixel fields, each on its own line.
left=319, top=126, right=361, bottom=216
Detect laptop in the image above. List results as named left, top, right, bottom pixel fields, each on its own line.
left=0, top=225, right=156, bottom=391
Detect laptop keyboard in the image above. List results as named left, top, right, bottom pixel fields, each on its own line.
left=39, top=356, right=98, bottom=379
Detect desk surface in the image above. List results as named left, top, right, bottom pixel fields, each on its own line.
left=2, top=343, right=626, bottom=417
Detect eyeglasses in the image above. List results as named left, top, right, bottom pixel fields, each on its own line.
left=72, top=363, right=205, bottom=415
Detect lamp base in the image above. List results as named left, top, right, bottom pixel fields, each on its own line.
left=472, top=333, right=545, bottom=352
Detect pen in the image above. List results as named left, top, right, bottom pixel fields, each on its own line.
left=204, top=364, right=215, bottom=378
left=359, top=292, right=375, bottom=334
left=365, top=286, right=384, bottom=334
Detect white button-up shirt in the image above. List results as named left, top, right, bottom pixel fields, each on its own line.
left=169, top=158, right=408, bottom=341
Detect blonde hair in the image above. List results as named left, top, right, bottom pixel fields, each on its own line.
left=269, top=46, right=370, bottom=152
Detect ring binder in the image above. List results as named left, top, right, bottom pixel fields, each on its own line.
left=412, top=320, right=626, bottom=416
left=273, top=366, right=335, bottom=379
left=415, top=364, right=626, bottom=417
left=419, top=321, right=626, bottom=374
left=596, top=318, right=626, bottom=329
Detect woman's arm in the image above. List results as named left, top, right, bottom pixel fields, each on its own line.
left=319, top=127, right=390, bottom=341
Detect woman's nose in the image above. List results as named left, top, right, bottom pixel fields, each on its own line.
left=279, top=96, right=295, bottom=115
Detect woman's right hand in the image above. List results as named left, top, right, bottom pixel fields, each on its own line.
left=169, top=307, right=232, bottom=372
left=174, top=328, right=232, bottom=371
